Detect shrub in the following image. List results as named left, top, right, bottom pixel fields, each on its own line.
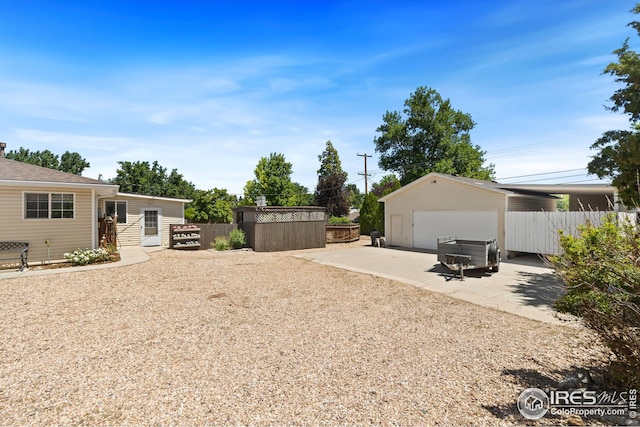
left=64, top=248, right=115, bottom=265
left=550, top=214, right=640, bottom=386
left=328, top=216, right=352, bottom=225
left=213, top=237, right=231, bottom=251
left=228, top=229, right=246, bottom=249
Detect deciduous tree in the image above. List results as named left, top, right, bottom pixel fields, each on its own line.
left=374, top=86, right=494, bottom=185
left=185, top=188, right=237, bottom=223
left=111, top=160, right=195, bottom=199
left=243, top=153, right=299, bottom=206
left=6, top=147, right=90, bottom=175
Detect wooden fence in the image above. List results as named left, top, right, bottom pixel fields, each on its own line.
left=505, top=211, right=636, bottom=255
left=243, top=221, right=326, bottom=252
left=191, top=223, right=237, bottom=250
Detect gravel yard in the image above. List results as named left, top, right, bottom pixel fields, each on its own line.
left=0, top=244, right=608, bottom=425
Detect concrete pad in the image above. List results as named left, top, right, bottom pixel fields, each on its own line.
left=299, top=246, right=577, bottom=326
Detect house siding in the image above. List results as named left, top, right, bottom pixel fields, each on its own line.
left=570, top=193, right=615, bottom=211
left=0, top=185, right=94, bottom=264
left=507, top=195, right=557, bottom=212
left=103, top=195, right=185, bottom=247
left=383, top=177, right=507, bottom=250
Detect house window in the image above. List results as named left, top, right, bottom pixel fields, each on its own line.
left=24, top=193, right=74, bottom=219
left=51, top=193, right=74, bottom=218
left=105, top=200, right=127, bottom=223
left=25, top=193, right=49, bottom=218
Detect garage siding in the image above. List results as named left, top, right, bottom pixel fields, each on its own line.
left=382, top=176, right=507, bottom=251
left=412, top=210, right=498, bottom=250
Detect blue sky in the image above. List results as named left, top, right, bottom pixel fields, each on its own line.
left=0, top=1, right=636, bottom=194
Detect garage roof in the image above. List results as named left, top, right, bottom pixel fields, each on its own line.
left=379, top=172, right=615, bottom=201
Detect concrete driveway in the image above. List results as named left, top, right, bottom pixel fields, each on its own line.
left=299, top=246, right=577, bottom=326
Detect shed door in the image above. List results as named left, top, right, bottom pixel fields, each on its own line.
left=412, top=210, right=498, bottom=250
left=141, top=208, right=162, bottom=247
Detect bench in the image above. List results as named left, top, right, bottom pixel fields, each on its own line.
left=0, top=242, right=29, bottom=271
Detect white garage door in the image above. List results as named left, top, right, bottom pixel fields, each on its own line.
left=413, top=210, right=498, bottom=250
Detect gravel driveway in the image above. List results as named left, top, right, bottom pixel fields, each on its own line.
left=0, top=243, right=608, bottom=425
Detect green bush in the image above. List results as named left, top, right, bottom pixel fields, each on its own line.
left=213, top=237, right=231, bottom=251
left=328, top=216, right=352, bottom=225
left=551, top=214, right=640, bottom=386
left=228, top=228, right=246, bottom=249
left=359, top=193, right=383, bottom=235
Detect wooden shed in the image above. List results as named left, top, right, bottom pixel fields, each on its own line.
left=234, top=206, right=327, bottom=252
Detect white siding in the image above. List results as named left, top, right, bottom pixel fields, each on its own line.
left=413, top=210, right=498, bottom=250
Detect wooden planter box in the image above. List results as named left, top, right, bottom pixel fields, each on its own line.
left=326, top=224, right=360, bottom=243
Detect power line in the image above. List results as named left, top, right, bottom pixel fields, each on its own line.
left=498, top=168, right=586, bottom=181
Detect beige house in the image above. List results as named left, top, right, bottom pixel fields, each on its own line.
left=0, top=151, right=189, bottom=265
left=100, top=193, right=190, bottom=248
left=379, top=172, right=623, bottom=254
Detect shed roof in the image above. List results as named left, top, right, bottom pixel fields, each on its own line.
left=115, top=192, right=192, bottom=203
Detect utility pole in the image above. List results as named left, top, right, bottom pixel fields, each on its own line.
left=357, top=153, right=372, bottom=194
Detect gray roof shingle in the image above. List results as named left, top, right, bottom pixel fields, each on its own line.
left=0, top=156, right=114, bottom=186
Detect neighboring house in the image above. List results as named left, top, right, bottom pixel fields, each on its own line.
left=0, top=149, right=189, bottom=265
left=379, top=172, right=629, bottom=255
left=100, top=193, right=190, bottom=247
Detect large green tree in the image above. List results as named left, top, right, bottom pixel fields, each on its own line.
left=111, top=160, right=196, bottom=199
left=371, top=174, right=401, bottom=198
left=243, top=153, right=300, bottom=206
left=315, top=140, right=349, bottom=217
left=185, top=188, right=237, bottom=223
left=588, top=4, right=640, bottom=207
left=6, top=147, right=90, bottom=175
left=374, top=86, right=494, bottom=185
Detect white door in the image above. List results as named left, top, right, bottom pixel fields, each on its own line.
left=141, top=208, right=162, bottom=247
left=412, top=210, right=498, bottom=250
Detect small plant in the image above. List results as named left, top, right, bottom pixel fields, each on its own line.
left=228, top=229, right=246, bottom=249
left=64, top=248, right=115, bottom=266
left=44, top=239, right=51, bottom=264
left=213, top=237, right=231, bottom=251
left=328, top=216, right=352, bottom=225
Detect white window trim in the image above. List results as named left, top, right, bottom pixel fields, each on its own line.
left=23, top=191, right=76, bottom=220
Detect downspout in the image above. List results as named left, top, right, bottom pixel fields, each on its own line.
left=92, top=189, right=97, bottom=249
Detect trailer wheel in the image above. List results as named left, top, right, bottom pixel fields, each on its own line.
left=490, top=250, right=501, bottom=272
left=488, top=243, right=499, bottom=264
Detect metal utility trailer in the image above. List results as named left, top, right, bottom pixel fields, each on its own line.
left=437, top=236, right=500, bottom=280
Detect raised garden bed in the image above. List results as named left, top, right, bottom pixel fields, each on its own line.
left=326, top=224, right=360, bottom=243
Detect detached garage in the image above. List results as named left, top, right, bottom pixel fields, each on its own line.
left=379, top=173, right=556, bottom=252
